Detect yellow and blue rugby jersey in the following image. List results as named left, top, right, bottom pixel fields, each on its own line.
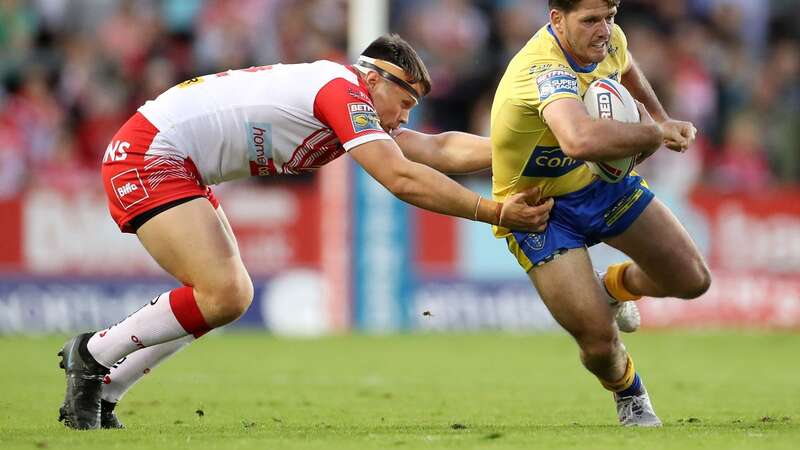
left=491, top=23, right=631, bottom=237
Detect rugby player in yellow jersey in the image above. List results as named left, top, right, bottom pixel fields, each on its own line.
left=491, top=0, right=711, bottom=426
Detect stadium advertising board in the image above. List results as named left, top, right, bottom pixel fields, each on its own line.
left=411, top=187, right=800, bottom=329
left=0, top=273, right=334, bottom=335
left=2, top=184, right=800, bottom=332
left=636, top=188, right=800, bottom=328
left=0, top=185, right=322, bottom=275
left=0, top=183, right=343, bottom=335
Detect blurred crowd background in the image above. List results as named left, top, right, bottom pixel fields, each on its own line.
left=0, top=0, right=798, bottom=198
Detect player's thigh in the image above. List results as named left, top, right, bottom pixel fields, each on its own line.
left=214, top=205, right=241, bottom=255
left=135, top=198, right=247, bottom=290
left=603, top=197, right=708, bottom=288
left=528, top=247, right=615, bottom=341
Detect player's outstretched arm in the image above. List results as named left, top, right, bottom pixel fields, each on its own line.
left=349, top=139, right=552, bottom=232
left=392, top=128, right=491, bottom=174
left=622, top=53, right=697, bottom=152
left=543, top=97, right=662, bottom=162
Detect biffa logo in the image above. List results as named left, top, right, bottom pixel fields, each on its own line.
left=110, top=168, right=149, bottom=210
left=116, top=183, right=138, bottom=197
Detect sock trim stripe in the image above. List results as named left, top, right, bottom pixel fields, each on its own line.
left=604, top=261, right=642, bottom=302
left=169, top=287, right=211, bottom=338
left=601, top=354, right=636, bottom=392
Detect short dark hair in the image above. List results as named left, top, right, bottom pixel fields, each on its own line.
left=360, top=34, right=432, bottom=96
left=549, top=0, right=620, bottom=13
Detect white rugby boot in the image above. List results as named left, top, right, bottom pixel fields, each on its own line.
left=614, top=387, right=663, bottom=427
left=597, top=271, right=641, bottom=333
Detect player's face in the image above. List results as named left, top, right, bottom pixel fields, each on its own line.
left=556, top=0, right=617, bottom=64
left=370, top=77, right=417, bottom=132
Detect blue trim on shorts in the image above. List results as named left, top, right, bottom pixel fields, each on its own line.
left=511, top=175, right=654, bottom=267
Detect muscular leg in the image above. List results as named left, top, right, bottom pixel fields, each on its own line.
left=604, top=198, right=711, bottom=299
left=101, top=205, right=244, bottom=402
left=136, top=199, right=252, bottom=326
left=87, top=198, right=253, bottom=367
left=529, top=248, right=628, bottom=383
left=61, top=199, right=254, bottom=429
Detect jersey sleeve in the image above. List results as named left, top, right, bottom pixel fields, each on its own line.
left=313, top=78, right=392, bottom=151
left=612, top=24, right=631, bottom=73
left=530, top=63, right=581, bottom=116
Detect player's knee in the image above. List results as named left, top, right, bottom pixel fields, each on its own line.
left=677, top=262, right=712, bottom=300
left=201, top=270, right=254, bottom=325
left=220, top=273, right=254, bottom=322
left=577, top=333, right=619, bottom=363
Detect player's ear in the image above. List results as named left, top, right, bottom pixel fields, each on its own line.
left=364, top=71, right=381, bottom=90
left=550, top=9, right=564, bottom=32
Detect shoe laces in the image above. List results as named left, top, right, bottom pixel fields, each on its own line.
left=618, top=394, right=646, bottom=419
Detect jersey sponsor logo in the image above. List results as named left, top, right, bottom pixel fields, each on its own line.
left=116, top=182, right=138, bottom=197
left=103, top=140, right=130, bottom=163
left=522, top=145, right=583, bottom=178
left=246, top=122, right=276, bottom=176
left=536, top=69, right=578, bottom=101
left=110, top=168, right=150, bottom=210
left=348, top=103, right=381, bottom=133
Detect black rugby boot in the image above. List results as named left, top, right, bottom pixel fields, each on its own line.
left=57, top=332, right=110, bottom=429
left=100, top=400, right=125, bottom=429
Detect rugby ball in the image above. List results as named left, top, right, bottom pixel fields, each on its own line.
left=583, top=78, right=640, bottom=183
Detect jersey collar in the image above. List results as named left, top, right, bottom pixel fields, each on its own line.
left=347, top=65, right=376, bottom=102
left=547, top=24, right=598, bottom=73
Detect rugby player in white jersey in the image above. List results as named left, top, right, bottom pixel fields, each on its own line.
left=57, top=34, right=555, bottom=430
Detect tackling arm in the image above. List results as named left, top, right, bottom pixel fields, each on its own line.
left=348, top=139, right=552, bottom=232
left=392, top=128, right=491, bottom=174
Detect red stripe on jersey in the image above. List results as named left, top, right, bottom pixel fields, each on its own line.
left=283, top=128, right=343, bottom=174
left=312, top=77, right=389, bottom=148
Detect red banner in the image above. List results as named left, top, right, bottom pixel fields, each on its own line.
left=690, top=186, right=800, bottom=274
left=640, top=271, right=800, bottom=328
left=0, top=197, right=22, bottom=271
left=218, top=184, right=321, bottom=274
left=636, top=187, right=800, bottom=328
left=0, top=183, right=322, bottom=276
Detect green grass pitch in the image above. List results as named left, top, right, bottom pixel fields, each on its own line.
left=1, top=331, right=798, bottom=449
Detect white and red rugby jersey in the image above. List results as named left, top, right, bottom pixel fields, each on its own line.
left=137, top=60, right=391, bottom=185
